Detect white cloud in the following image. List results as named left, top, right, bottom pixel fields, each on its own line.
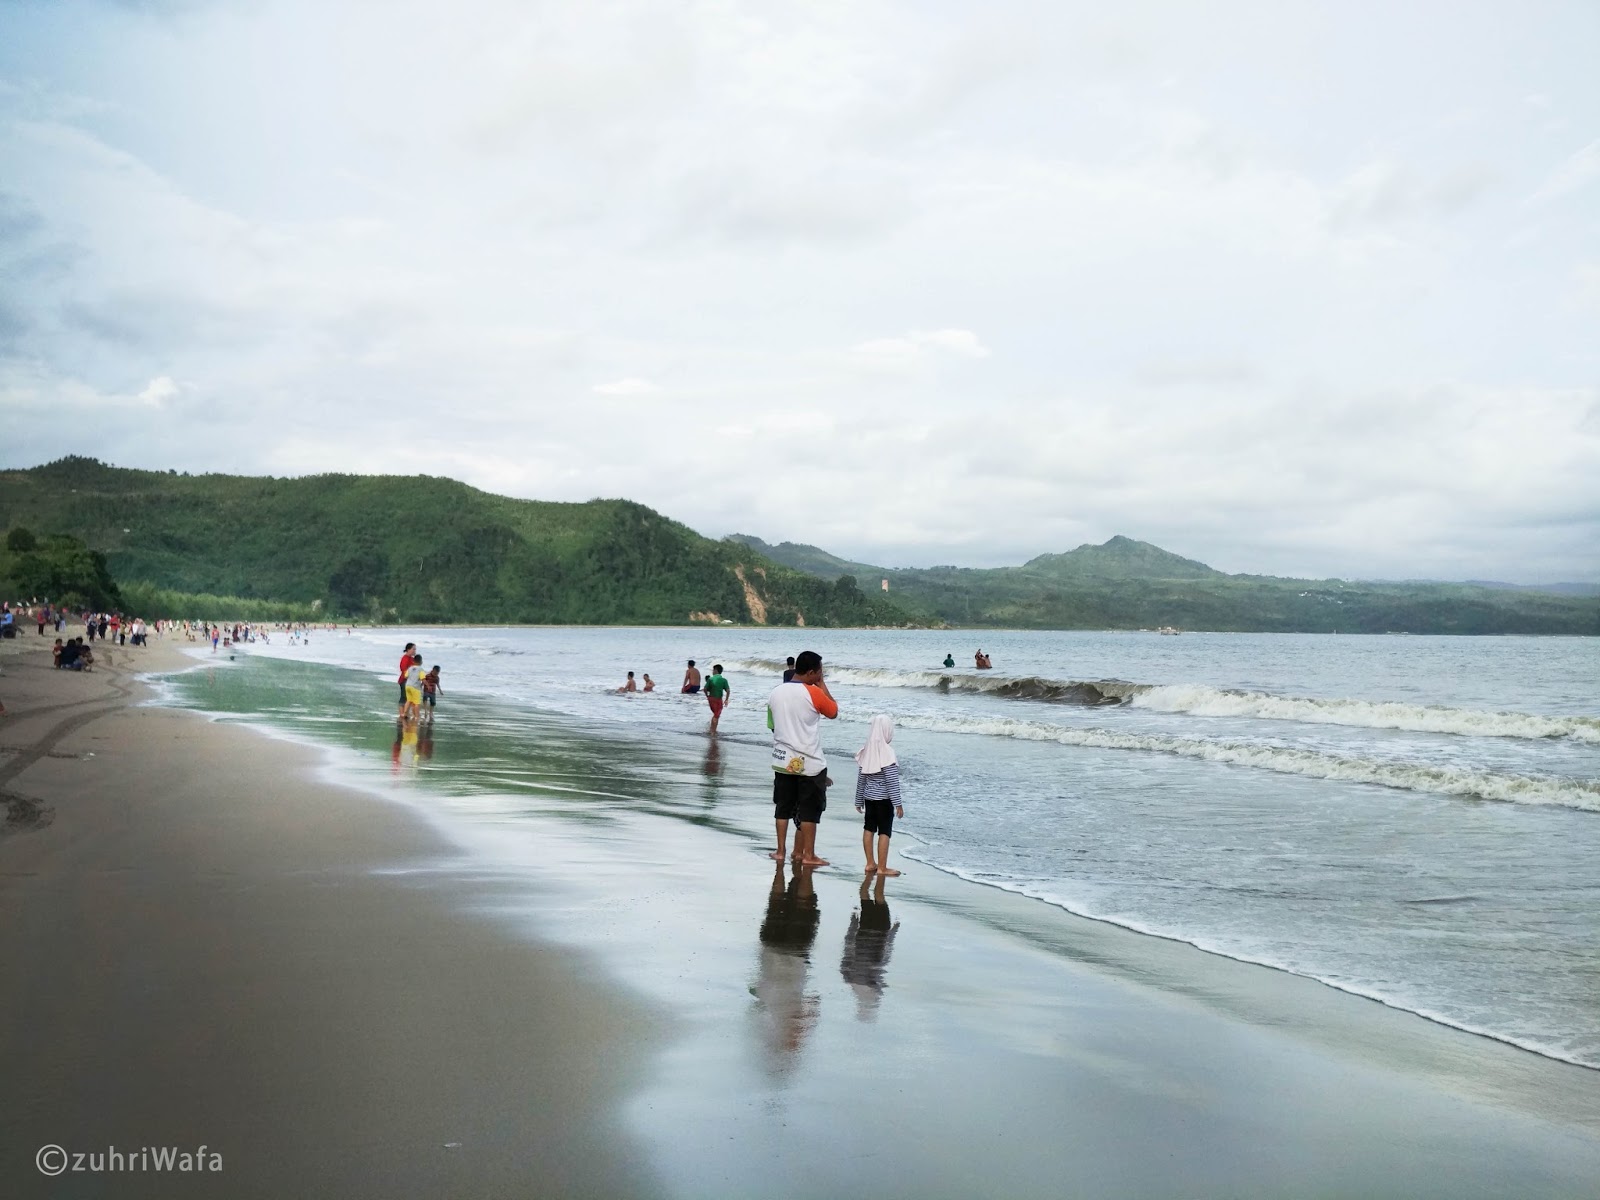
left=137, top=375, right=178, bottom=406
left=1, top=0, right=1597, bottom=582
left=849, top=328, right=990, bottom=372
left=1529, top=139, right=1600, bottom=203
left=592, top=377, right=660, bottom=396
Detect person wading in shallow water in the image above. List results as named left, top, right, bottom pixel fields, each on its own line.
left=682, top=659, right=702, bottom=694
left=705, top=663, right=731, bottom=733
left=767, top=650, right=839, bottom=867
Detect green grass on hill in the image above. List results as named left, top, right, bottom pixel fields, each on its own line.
left=0, top=457, right=917, bottom=627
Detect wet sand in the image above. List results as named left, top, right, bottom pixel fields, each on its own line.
left=0, top=631, right=660, bottom=1198
left=4, top=628, right=1600, bottom=1198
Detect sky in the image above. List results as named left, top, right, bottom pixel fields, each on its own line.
left=1, top=0, right=1597, bottom=582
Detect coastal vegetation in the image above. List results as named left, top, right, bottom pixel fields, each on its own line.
left=4, top=458, right=1591, bottom=633
left=0, top=458, right=912, bottom=627
left=0, top=526, right=122, bottom=610
left=727, top=534, right=1599, bottom=636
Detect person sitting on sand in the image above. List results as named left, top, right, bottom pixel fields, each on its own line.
left=78, top=642, right=95, bottom=671
left=642, top=673, right=656, bottom=692
left=705, top=663, right=731, bottom=733
left=682, top=659, right=702, bottom=694
left=854, top=714, right=905, bottom=876
left=619, top=670, right=638, bottom=693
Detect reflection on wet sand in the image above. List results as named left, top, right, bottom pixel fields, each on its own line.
left=701, top=737, right=722, bottom=777
left=751, top=864, right=820, bottom=1077
left=840, top=874, right=899, bottom=1020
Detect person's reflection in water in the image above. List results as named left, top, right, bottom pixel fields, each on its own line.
left=417, top=722, right=435, bottom=764
left=751, top=863, right=821, bottom=1077
left=702, top=737, right=722, bottom=778
left=840, top=874, right=899, bottom=1021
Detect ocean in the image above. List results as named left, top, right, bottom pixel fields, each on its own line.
left=154, top=625, right=1600, bottom=1072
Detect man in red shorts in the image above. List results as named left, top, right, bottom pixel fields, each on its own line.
left=704, top=664, right=731, bottom=733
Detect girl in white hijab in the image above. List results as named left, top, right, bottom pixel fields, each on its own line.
left=854, top=714, right=906, bottom=875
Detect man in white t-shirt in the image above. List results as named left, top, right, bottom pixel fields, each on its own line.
left=766, top=650, right=839, bottom=866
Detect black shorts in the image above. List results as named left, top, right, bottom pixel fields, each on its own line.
left=423, top=692, right=435, bottom=707
left=773, top=771, right=828, bottom=825
left=862, top=799, right=895, bottom=837
left=399, top=683, right=408, bottom=705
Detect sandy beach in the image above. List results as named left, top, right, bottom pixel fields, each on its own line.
left=4, top=626, right=1600, bottom=1198
left=1, top=630, right=661, bottom=1198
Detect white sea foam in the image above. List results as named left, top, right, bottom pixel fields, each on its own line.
left=1132, top=684, right=1600, bottom=744
left=898, top=850, right=1600, bottom=1070
left=891, top=712, right=1600, bottom=812
left=735, top=658, right=1600, bottom=744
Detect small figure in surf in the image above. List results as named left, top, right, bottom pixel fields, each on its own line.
left=619, top=670, right=638, bottom=693
left=782, top=656, right=796, bottom=683
left=705, top=663, right=731, bottom=733
left=942, top=653, right=955, bottom=668
left=853, top=714, right=905, bottom=876
left=642, top=673, right=656, bottom=692
left=422, top=665, right=442, bottom=719
left=402, top=653, right=424, bottom=721
left=974, top=649, right=992, bottom=669
left=682, top=659, right=702, bottom=694
left=397, top=643, right=417, bottom=716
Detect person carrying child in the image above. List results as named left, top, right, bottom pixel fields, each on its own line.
left=853, top=714, right=905, bottom=876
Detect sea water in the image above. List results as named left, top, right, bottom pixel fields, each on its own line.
left=158, top=626, right=1600, bottom=1070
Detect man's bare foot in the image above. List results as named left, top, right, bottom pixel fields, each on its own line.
left=802, top=856, right=830, bottom=867
left=770, top=850, right=787, bottom=861
left=877, top=867, right=902, bottom=877
left=864, top=864, right=878, bottom=873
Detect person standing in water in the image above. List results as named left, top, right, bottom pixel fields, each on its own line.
left=397, top=642, right=417, bottom=716
left=619, top=671, right=638, bottom=693
left=642, top=673, right=656, bottom=692
left=942, top=653, right=955, bottom=668
left=682, top=659, right=702, bottom=694
left=705, top=663, right=731, bottom=733
left=767, top=650, right=838, bottom=867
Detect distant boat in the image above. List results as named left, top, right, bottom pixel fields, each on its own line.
left=1157, top=626, right=1181, bottom=635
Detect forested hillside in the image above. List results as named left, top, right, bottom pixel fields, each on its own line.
left=731, top=534, right=1598, bottom=635
left=0, top=458, right=914, bottom=627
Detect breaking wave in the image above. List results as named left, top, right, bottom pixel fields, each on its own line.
left=889, top=712, right=1600, bottom=812
left=735, top=659, right=1600, bottom=744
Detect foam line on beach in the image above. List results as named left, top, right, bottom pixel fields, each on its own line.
left=734, top=658, right=1600, bottom=744
left=896, top=849, right=1600, bottom=1071
left=889, top=711, right=1600, bottom=812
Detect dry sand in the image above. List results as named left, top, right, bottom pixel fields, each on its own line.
left=0, top=629, right=661, bottom=1198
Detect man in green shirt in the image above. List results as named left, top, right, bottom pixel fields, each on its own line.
left=705, top=663, right=731, bottom=733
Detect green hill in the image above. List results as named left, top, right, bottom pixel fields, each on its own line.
left=1021, top=535, right=1221, bottom=581
left=725, top=534, right=883, bottom=580
left=0, top=458, right=917, bottom=627
left=729, top=531, right=1597, bottom=636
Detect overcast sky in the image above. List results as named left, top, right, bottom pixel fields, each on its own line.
left=2, top=1, right=1597, bottom=581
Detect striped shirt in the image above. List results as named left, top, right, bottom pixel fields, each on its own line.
left=853, top=762, right=904, bottom=808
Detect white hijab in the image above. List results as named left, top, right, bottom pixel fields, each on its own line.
left=855, top=713, right=898, bottom=774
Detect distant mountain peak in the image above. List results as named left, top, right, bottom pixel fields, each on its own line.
left=1023, top=536, right=1221, bottom=580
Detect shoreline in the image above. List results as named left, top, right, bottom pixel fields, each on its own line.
left=1, top=630, right=664, bottom=1198
left=6, top=628, right=1600, bottom=1196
